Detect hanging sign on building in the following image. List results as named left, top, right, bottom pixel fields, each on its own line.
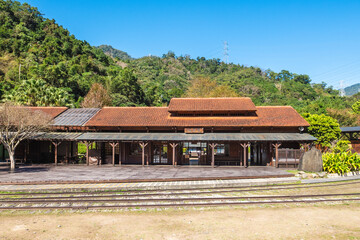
left=185, top=128, right=204, bottom=134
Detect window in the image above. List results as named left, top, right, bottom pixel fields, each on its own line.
left=182, top=142, right=207, bottom=156
left=130, top=143, right=142, bottom=156
left=215, top=144, right=229, bottom=156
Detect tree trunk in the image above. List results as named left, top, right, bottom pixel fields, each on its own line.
left=9, top=152, right=15, bottom=171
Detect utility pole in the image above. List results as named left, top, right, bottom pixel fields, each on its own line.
left=223, top=41, right=229, bottom=64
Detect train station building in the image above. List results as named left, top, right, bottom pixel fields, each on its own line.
left=0, top=98, right=316, bottom=168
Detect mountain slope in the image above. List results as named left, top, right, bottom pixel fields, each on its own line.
left=345, top=83, right=360, bottom=96
left=0, top=0, right=359, bottom=126
left=96, top=45, right=133, bottom=61
left=0, top=0, right=144, bottom=106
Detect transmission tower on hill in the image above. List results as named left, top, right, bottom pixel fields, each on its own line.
left=339, top=80, right=345, bottom=97
left=223, top=41, right=229, bottom=64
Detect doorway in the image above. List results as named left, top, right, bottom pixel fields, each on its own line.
left=153, top=144, right=169, bottom=164
left=183, top=142, right=207, bottom=165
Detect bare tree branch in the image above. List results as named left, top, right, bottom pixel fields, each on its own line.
left=0, top=102, right=53, bottom=170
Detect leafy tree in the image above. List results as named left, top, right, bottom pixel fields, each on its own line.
left=110, top=68, right=145, bottom=106
left=303, top=113, right=341, bottom=149
left=3, top=79, right=74, bottom=107
left=326, top=108, right=358, bottom=127
left=81, top=83, right=111, bottom=108
left=185, top=76, right=238, bottom=98
left=352, top=100, right=360, bottom=114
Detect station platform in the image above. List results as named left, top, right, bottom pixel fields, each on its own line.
left=0, top=165, right=293, bottom=185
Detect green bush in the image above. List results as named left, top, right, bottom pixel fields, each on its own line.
left=331, top=140, right=352, bottom=153
left=323, top=151, right=360, bottom=174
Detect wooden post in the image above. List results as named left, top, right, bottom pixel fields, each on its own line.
left=209, top=143, right=218, bottom=168
left=119, top=142, right=123, bottom=166
left=240, top=143, right=250, bottom=168
left=170, top=143, right=179, bottom=167
left=118, top=141, right=121, bottom=166
left=139, top=142, right=148, bottom=166
left=82, top=141, right=92, bottom=166
left=148, top=143, right=152, bottom=165
left=24, top=141, right=28, bottom=164
left=272, top=143, right=282, bottom=168
left=65, top=142, right=69, bottom=164
left=109, top=142, right=119, bottom=166
left=51, top=141, right=62, bottom=166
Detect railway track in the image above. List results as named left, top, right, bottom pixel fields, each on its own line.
left=0, top=180, right=360, bottom=198
left=0, top=180, right=359, bottom=197
left=0, top=180, right=359, bottom=210
left=0, top=194, right=359, bottom=210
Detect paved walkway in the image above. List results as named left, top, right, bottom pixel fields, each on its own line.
left=0, top=165, right=359, bottom=191
left=0, top=165, right=292, bottom=184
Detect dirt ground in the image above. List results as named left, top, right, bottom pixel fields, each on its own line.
left=0, top=203, right=360, bottom=240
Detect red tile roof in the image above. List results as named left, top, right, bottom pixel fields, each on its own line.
left=168, top=98, right=257, bottom=112
left=85, top=106, right=309, bottom=127
left=27, top=107, right=68, bottom=119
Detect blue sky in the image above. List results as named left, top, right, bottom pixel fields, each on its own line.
left=20, top=0, right=360, bottom=88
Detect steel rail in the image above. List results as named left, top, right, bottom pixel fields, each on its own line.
left=0, top=198, right=359, bottom=210
left=1, top=193, right=360, bottom=203
left=1, top=181, right=359, bottom=198
left=2, top=179, right=360, bottom=196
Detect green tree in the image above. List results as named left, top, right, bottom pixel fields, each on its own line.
left=303, top=113, right=341, bottom=149
left=352, top=100, right=360, bottom=114
left=110, top=68, right=145, bottom=106
left=3, top=79, right=73, bottom=107
left=326, top=108, right=358, bottom=127
left=185, top=76, right=238, bottom=98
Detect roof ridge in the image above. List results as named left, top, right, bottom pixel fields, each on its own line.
left=256, top=106, right=294, bottom=108
left=170, top=97, right=251, bottom=100
left=102, top=106, right=168, bottom=109
left=27, top=106, right=68, bottom=109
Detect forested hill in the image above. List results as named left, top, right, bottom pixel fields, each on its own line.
left=345, top=83, right=360, bottom=96
left=0, top=0, right=359, bottom=126
left=96, top=45, right=133, bottom=61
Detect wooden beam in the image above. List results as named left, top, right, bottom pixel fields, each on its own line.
left=139, top=142, right=148, bottom=166
left=109, top=142, right=119, bottom=166
left=148, top=142, right=152, bottom=165
left=170, top=143, right=179, bottom=167
left=24, top=141, right=28, bottom=164
left=209, top=143, right=218, bottom=168
left=82, top=141, right=92, bottom=166
left=119, top=142, right=122, bottom=166
left=240, top=142, right=250, bottom=168
left=302, top=143, right=310, bottom=152
left=51, top=141, right=62, bottom=166
left=272, top=143, right=282, bottom=168
left=65, top=142, right=69, bottom=165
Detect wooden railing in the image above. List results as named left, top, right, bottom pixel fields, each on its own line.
left=277, top=149, right=304, bottom=168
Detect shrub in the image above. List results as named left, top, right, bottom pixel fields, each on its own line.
left=323, top=151, right=360, bottom=174
left=331, top=140, right=352, bottom=153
